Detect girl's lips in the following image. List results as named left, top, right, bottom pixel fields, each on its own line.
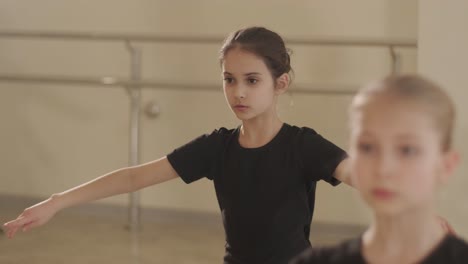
left=372, top=188, right=396, bottom=200
left=234, top=105, right=248, bottom=110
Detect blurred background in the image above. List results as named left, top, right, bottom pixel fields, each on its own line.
left=0, top=1, right=466, bottom=263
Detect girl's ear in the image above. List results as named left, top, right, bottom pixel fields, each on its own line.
left=439, top=150, right=460, bottom=185
left=275, top=73, right=290, bottom=95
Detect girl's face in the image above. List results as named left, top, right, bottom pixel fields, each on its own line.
left=349, top=94, right=454, bottom=215
left=221, top=48, right=286, bottom=122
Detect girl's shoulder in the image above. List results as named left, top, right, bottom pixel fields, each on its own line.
left=211, top=127, right=238, bottom=135
left=428, top=235, right=468, bottom=262
left=285, top=124, right=326, bottom=145
left=207, top=127, right=238, bottom=141
left=287, top=124, right=319, bottom=136
left=200, top=127, right=240, bottom=148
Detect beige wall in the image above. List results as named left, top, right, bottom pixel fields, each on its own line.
left=419, top=0, right=468, bottom=239
left=0, top=0, right=417, bottom=225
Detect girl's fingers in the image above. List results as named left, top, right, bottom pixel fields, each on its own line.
left=7, top=227, right=19, bottom=239
left=4, top=216, right=28, bottom=229
left=438, top=216, right=456, bottom=235
left=4, top=216, right=37, bottom=238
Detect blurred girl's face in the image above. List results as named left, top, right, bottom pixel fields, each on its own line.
left=349, top=94, right=451, bottom=215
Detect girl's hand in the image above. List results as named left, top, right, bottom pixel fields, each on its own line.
left=2, top=197, right=60, bottom=239
left=438, top=216, right=455, bottom=235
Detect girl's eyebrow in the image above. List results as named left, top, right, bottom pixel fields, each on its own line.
left=222, top=71, right=262, bottom=76
left=245, top=72, right=261, bottom=76
left=357, top=130, right=373, bottom=137
left=395, top=134, right=420, bottom=140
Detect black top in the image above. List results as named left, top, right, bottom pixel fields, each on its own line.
left=167, top=123, right=347, bottom=264
left=290, top=235, right=468, bottom=264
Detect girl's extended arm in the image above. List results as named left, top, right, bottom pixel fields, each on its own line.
left=3, top=156, right=178, bottom=238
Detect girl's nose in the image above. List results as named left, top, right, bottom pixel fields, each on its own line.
left=375, top=155, right=395, bottom=179
left=234, top=86, right=246, bottom=99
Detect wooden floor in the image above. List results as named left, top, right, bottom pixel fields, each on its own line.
left=0, top=196, right=364, bottom=264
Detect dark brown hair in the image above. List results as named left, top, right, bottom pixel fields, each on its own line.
left=219, top=27, right=292, bottom=80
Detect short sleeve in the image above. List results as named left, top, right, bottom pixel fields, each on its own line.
left=167, top=129, right=225, bottom=184
left=299, top=127, right=347, bottom=186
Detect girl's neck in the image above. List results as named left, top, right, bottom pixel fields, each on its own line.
left=239, top=116, right=283, bottom=148
left=362, top=207, right=446, bottom=264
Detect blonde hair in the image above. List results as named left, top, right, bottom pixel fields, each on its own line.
left=350, top=74, right=456, bottom=151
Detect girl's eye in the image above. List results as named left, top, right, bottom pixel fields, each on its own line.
left=399, top=145, right=419, bottom=156
left=357, top=142, right=374, bottom=154
left=223, top=77, right=234, bottom=84
left=247, top=78, right=258, bottom=84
